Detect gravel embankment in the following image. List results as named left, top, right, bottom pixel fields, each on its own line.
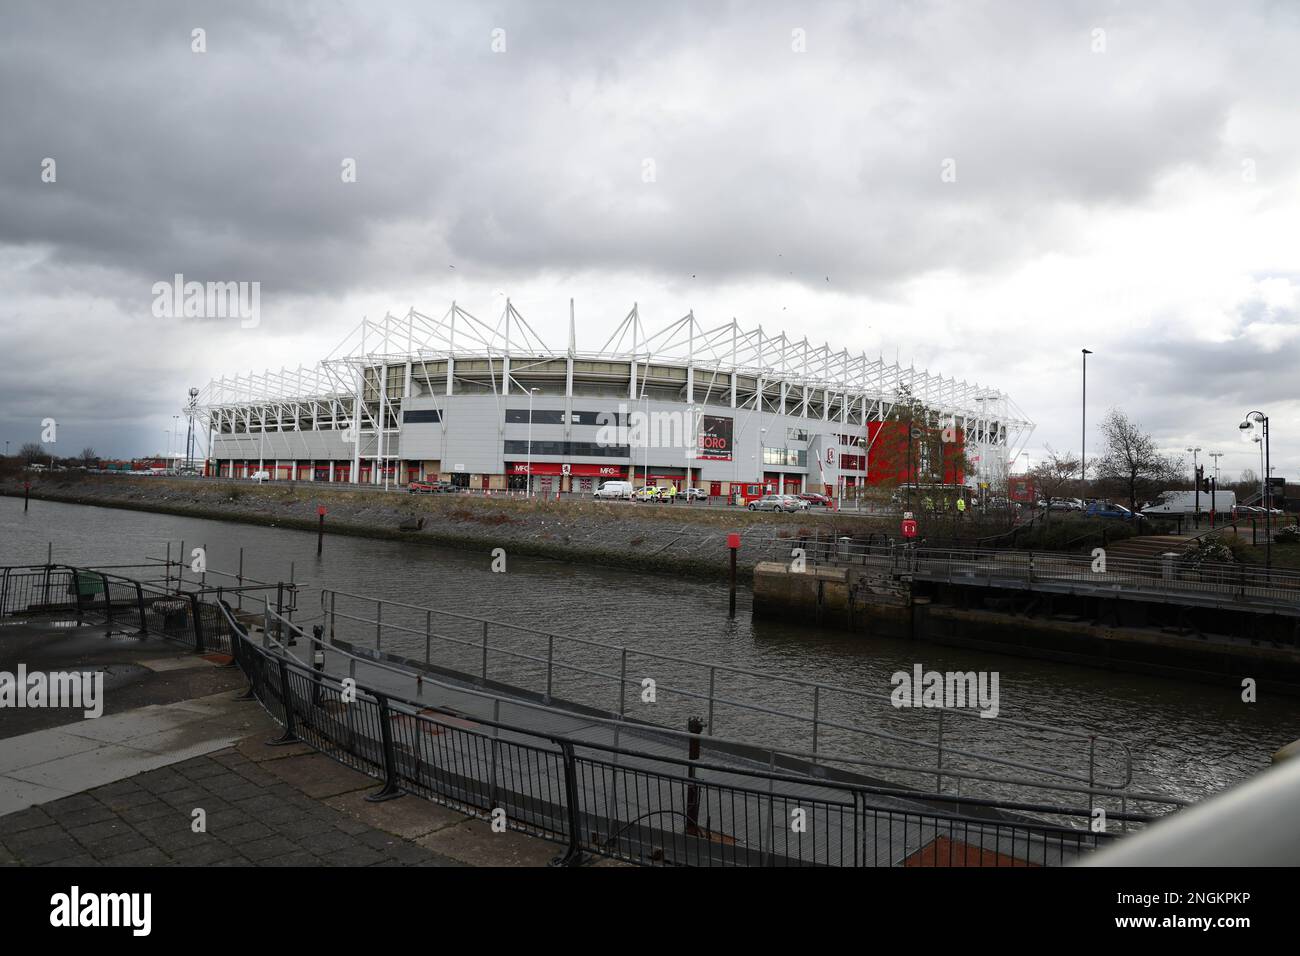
left=6, top=476, right=896, bottom=578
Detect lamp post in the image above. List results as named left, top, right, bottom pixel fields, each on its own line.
left=1081, top=349, right=1092, bottom=495
left=758, top=427, right=767, bottom=492
left=1239, top=412, right=1270, bottom=569
left=526, top=387, right=539, bottom=498
left=1186, top=446, right=1202, bottom=525
left=642, top=393, right=650, bottom=495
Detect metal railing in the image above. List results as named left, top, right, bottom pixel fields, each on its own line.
left=0, top=563, right=294, bottom=657
left=318, top=588, right=1142, bottom=800
left=789, top=537, right=1300, bottom=612
left=226, top=602, right=1153, bottom=866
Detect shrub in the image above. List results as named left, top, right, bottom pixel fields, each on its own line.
left=1274, top=525, right=1300, bottom=545
left=1181, top=533, right=1236, bottom=567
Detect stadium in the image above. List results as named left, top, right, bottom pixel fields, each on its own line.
left=192, top=301, right=1034, bottom=500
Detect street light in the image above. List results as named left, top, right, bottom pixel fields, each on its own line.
left=643, top=392, right=650, bottom=495
left=526, top=387, right=540, bottom=498
left=1081, top=349, right=1093, bottom=492
left=1186, top=446, right=1202, bottom=524
left=1239, top=412, right=1271, bottom=569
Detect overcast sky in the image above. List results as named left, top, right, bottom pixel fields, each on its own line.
left=1, top=0, right=1296, bottom=480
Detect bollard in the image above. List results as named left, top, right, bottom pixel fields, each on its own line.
left=312, top=624, right=325, bottom=706
left=685, top=716, right=704, bottom=835
left=316, top=505, right=326, bottom=555
left=727, top=533, right=740, bottom=618
left=24, top=481, right=30, bottom=512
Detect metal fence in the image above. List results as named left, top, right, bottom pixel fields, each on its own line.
left=226, top=602, right=1136, bottom=866
left=0, top=563, right=290, bottom=658
left=320, top=587, right=1143, bottom=803
left=788, top=536, right=1300, bottom=612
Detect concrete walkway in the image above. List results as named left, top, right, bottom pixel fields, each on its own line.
left=0, top=690, right=263, bottom=816
left=0, top=620, right=584, bottom=867
left=0, top=727, right=566, bottom=867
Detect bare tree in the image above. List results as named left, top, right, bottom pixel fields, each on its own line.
left=19, top=442, right=45, bottom=465
left=1029, top=445, right=1081, bottom=519
left=79, top=447, right=98, bottom=467
left=1234, top=468, right=1260, bottom=501
left=1093, top=409, right=1184, bottom=514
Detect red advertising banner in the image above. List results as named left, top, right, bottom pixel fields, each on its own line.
left=507, top=462, right=627, bottom=477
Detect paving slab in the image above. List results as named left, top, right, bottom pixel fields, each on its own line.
left=0, top=691, right=263, bottom=816
left=415, top=819, right=561, bottom=867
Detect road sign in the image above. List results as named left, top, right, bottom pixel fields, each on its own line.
left=901, top=518, right=918, bottom=539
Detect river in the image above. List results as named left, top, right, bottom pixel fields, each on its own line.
left=4, top=495, right=1299, bottom=809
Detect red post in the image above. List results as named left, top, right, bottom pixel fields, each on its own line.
left=727, top=533, right=740, bottom=618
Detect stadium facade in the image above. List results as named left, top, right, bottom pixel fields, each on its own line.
left=193, top=302, right=1033, bottom=498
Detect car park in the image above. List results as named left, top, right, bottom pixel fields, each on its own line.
left=1039, top=497, right=1083, bottom=511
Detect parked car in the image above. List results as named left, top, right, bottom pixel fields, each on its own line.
left=633, top=486, right=668, bottom=502
left=676, top=487, right=708, bottom=501
left=249, top=470, right=271, bottom=482
left=1086, top=501, right=1146, bottom=522
left=1039, top=497, right=1083, bottom=511
left=593, top=480, right=633, bottom=500
left=798, top=493, right=832, bottom=507
left=748, top=494, right=807, bottom=513
left=409, top=480, right=456, bottom=494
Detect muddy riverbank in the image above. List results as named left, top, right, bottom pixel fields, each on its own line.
left=4, top=475, right=893, bottom=578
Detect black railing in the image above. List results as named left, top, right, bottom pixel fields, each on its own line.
left=227, top=604, right=1155, bottom=866
left=783, top=536, right=1300, bottom=611
left=0, top=563, right=291, bottom=658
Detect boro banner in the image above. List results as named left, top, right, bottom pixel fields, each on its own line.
left=695, top=414, right=733, bottom=460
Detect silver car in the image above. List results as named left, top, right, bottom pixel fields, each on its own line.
left=748, top=494, right=807, bottom=513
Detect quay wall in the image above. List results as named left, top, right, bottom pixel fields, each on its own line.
left=752, top=561, right=1300, bottom=693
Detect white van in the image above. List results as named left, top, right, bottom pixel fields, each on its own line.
left=593, top=480, right=633, bottom=500
left=1142, top=490, right=1236, bottom=516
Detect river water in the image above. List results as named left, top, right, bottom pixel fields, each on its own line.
left=4, top=495, right=1299, bottom=809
